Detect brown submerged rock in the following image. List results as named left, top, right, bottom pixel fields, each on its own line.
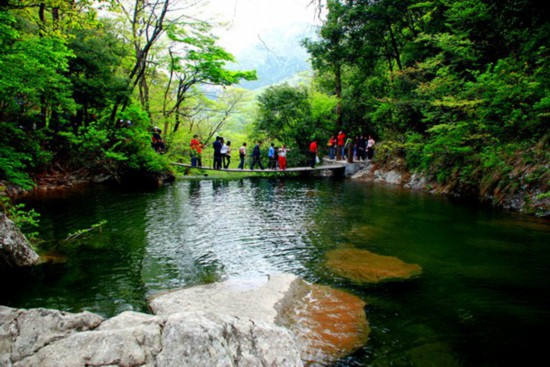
left=277, top=282, right=370, bottom=365
left=326, top=248, right=422, bottom=284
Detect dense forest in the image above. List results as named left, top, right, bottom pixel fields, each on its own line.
left=297, top=0, right=549, bottom=213
left=0, top=0, right=548, bottom=225
left=0, top=0, right=256, bottom=193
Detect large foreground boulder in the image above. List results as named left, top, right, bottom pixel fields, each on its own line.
left=0, top=213, right=40, bottom=269
left=1, top=308, right=299, bottom=367
left=0, top=273, right=369, bottom=366
left=151, top=273, right=370, bottom=365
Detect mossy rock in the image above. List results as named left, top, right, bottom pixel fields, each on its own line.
left=326, top=248, right=422, bottom=284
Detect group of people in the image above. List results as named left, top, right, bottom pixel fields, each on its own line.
left=242, top=141, right=290, bottom=171
left=185, top=131, right=375, bottom=171
left=212, top=136, right=232, bottom=170
left=188, top=139, right=291, bottom=171
left=152, top=126, right=375, bottom=168
left=327, top=131, right=375, bottom=161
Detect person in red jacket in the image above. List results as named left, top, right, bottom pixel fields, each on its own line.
left=327, top=135, right=337, bottom=160
left=278, top=144, right=289, bottom=171
left=337, top=130, right=346, bottom=159
left=309, top=139, right=318, bottom=168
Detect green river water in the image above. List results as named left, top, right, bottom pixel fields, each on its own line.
left=3, top=178, right=549, bottom=366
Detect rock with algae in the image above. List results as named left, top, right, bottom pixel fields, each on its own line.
left=276, top=281, right=370, bottom=365
left=326, top=248, right=422, bottom=284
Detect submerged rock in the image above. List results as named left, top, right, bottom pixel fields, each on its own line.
left=276, top=282, right=370, bottom=365
left=0, top=273, right=369, bottom=366
left=326, top=248, right=422, bottom=284
left=0, top=213, right=40, bottom=269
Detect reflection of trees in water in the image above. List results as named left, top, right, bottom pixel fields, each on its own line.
left=8, top=187, right=152, bottom=317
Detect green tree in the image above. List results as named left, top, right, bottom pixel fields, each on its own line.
left=254, top=83, right=337, bottom=152
left=161, top=21, right=256, bottom=134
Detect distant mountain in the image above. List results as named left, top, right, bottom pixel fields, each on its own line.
left=230, top=23, right=318, bottom=90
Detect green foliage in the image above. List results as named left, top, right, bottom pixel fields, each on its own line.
left=0, top=123, right=54, bottom=189
left=305, top=0, right=548, bottom=202
left=60, top=113, right=170, bottom=175
left=165, top=21, right=257, bottom=85
left=254, top=83, right=337, bottom=152
left=0, top=196, right=40, bottom=241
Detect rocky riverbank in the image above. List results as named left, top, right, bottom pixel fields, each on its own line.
left=351, top=157, right=549, bottom=217
left=1, top=167, right=175, bottom=198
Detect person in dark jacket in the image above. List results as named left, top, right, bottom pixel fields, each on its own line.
left=250, top=141, right=264, bottom=170
left=213, top=136, right=223, bottom=169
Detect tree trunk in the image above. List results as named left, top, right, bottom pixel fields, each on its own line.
left=387, top=20, right=403, bottom=71
left=335, top=62, right=342, bottom=130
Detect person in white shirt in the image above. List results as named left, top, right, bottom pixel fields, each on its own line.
left=278, top=144, right=289, bottom=171
left=367, top=135, right=376, bottom=160
left=222, top=141, right=231, bottom=168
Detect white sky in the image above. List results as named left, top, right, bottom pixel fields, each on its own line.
left=202, top=0, right=322, bottom=53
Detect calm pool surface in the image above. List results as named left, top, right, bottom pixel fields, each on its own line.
left=4, top=178, right=549, bottom=366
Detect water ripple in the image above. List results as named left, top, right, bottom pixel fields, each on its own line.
left=142, top=179, right=320, bottom=292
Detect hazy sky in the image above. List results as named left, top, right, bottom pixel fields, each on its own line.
left=204, top=0, right=322, bottom=53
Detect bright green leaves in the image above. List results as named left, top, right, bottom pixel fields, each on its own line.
left=254, top=83, right=337, bottom=150
left=0, top=10, right=74, bottom=116
left=165, top=21, right=256, bottom=87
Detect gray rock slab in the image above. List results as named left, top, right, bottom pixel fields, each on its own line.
left=0, top=274, right=305, bottom=367
left=149, top=273, right=300, bottom=324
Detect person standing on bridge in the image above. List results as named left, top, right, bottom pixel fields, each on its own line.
left=268, top=143, right=276, bottom=169
left=337, top=131, right=346, bottom=160
left=328, top=135, right=336, bottom=160
left=278, top=144, right=289, bottom=171
left=221, top=140, right=231, bottom=168
left=190, top=135, right=203, bottom=167
left=250, top=141, right=264, bottom=170
left=309, top=139, right=318, bottom=168
left=238, top=142, right=247, bottom=169
left=213, top=136, right=223, bottom=170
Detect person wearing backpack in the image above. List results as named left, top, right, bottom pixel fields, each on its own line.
left=238, top=142, right=247, bottom=169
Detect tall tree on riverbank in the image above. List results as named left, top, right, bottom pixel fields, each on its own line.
left=161, top=21, right=256, bottom=134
